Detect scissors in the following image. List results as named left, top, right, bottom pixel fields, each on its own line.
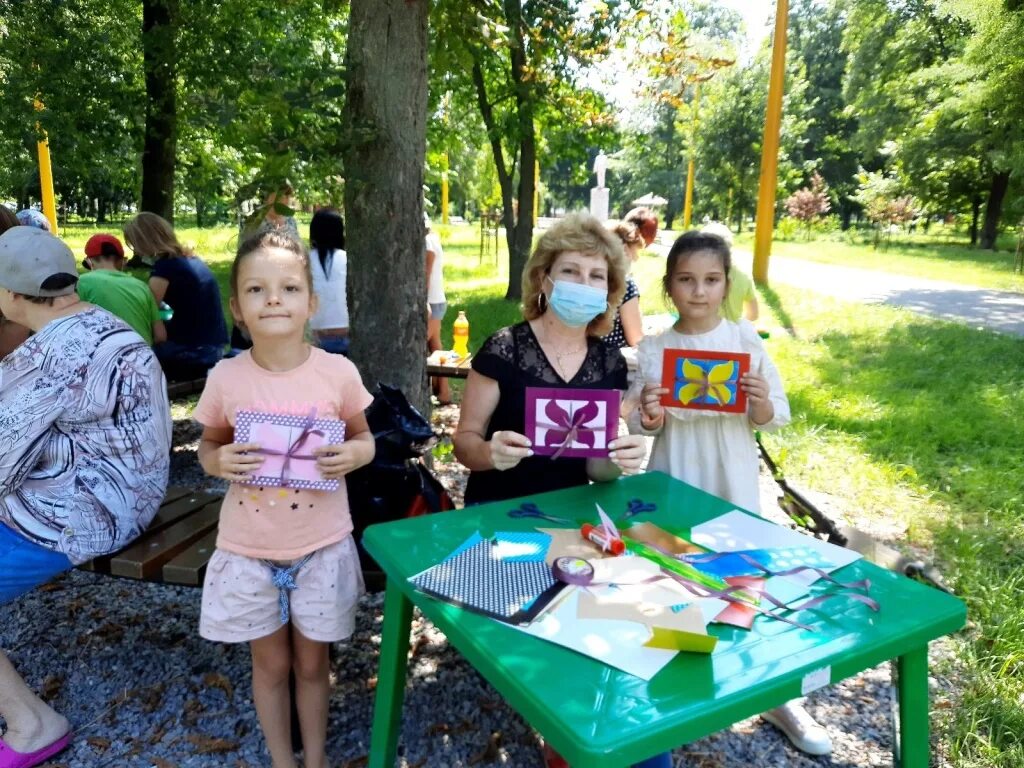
left=507, top=502, right=574, bottom=526
left=621, top=498, right=657, bottom=522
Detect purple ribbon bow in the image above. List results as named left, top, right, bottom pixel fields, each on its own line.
left=543, top=399, right=600, bottom=459
left=254, top=410, right=326, bottom=487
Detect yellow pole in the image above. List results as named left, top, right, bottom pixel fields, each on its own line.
left=33, top=99, right=57, bottom=232
left=752, top=0, right=788, bottom=285
left=683, top=82, right=701, bottom=229
left=533, top=159, right=540, bottom=226
left=441, top=151, right=450, bottom=225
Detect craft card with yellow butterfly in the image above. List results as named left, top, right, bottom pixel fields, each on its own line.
left=659, top=349, right=751, bottom=413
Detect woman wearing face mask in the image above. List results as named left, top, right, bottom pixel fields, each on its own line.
left=454, top=211, right=647, bottom=508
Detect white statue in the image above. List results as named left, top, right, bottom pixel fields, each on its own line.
left=593, top=150, right=608, bottom=189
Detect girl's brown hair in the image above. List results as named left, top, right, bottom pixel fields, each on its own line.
left=230, top=230, right=312, bottom=297
left=522, top=211, right=628, bottom=337
left=123, top=212, right=192, bottom=261
left=662, top=231, right=732, bottom=299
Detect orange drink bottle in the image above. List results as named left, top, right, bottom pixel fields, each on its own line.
left=452, top=310, right=469, bottom=357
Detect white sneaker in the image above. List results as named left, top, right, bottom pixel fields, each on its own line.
left=761, top=700, right=833, bottom=756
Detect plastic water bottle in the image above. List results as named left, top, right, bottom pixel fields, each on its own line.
left=159, top=302, right=174, bottom=322
left=452, top=311, right=469, bottom=358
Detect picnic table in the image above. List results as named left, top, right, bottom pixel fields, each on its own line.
left=426, top=351, right=472, bottom=379
left=362, top=471, right=966, bottom=768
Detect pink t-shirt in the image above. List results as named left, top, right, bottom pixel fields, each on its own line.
left=193, top=347, right=374, bottom=560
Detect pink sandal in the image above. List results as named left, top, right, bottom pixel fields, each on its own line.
left=0, top=732, right=71, bottom=768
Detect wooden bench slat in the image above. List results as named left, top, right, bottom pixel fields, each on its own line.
left=162, top=529, right=219, bottom=587
left=145, top=490, right=222, bottom=533
left=110, top=499, right=222, bottom=580
left=162, top=486, right=195, bottom=505
left=81, top=489, right=218, bottom=576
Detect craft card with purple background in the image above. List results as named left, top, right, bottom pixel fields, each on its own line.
left=525, top=387, right=620, bottom=459
left=234, top=409, right=345, bottom=491
left=659, top=349, right=750, bottom=413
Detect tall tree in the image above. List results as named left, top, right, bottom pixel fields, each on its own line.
left=434, top=0, right=634, bottom=300
left=0, top=0, right=143, bottom=218
left=140, top=0, right=178, bottom=221
left=789, top=0, right=859, bottom=227
left=343, top=0, right=430, bottom=410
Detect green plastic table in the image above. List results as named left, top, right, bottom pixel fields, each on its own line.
left=362, top=472, right=966, bottom=768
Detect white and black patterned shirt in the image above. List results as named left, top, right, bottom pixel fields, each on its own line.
left=0, top=308, right=172, bottom=563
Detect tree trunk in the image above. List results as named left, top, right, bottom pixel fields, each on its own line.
left=97, top=197, right=107, bottom=224
left=469, top=3, right=535, bottom=301
left=969, top=194, right=982, bottom=246
left=979, top=171, right=1010, bottom=250
left=343, top=0, right=430, bottom=413
left=140, top=0, right=178, bottom=223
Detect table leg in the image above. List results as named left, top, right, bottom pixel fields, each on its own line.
left=893, top=645, right=930, bottom=768
left=368, top=578, right=414, bottom=768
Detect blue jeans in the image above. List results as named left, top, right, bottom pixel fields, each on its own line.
left=0, top=522, right=73, bottom=603
left=316, top=335, right=350, bottom=356
left=154, top=341, right=224, bottom=381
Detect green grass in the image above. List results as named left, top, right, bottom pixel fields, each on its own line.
left=734, top=228, right=1024, bottom=294
left=743, top=288, right=1024, bottom=767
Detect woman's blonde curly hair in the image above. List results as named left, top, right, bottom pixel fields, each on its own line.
left=123, top=212, right=193, bottom=261
left=522, top=211, right=628, bottom=337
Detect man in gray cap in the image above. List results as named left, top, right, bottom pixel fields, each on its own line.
left=0, top=226, right=171, bottom=765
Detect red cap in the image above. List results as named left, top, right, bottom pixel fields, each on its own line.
left=84, top=233, right=125, bottom=259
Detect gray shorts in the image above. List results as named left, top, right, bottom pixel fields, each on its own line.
left=429, top=302, right=447, bottom=320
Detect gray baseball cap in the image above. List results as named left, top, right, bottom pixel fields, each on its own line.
left=0, top=226, right=79, bottom=297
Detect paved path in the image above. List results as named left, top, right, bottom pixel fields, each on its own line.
left=651, top=239, right=1024, bottom=336
left=738, top=250, right=1024, bottom=337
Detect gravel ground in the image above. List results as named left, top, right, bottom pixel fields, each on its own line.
left=0, top=403, right=961, bottom=767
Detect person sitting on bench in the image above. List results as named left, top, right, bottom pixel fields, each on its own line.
left=0, top=227, right=172, bottom=768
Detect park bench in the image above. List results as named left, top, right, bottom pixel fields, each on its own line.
left=166, top=377, right=207, bottom=400
left=80, top=486, right=223, bottom=587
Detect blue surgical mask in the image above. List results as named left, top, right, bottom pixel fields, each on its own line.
left=545, top=276, right=608, bottom=328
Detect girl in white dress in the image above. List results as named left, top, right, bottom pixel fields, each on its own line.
left=630, top=230, right=833, bottom=757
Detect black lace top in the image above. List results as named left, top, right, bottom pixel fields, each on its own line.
left=463, top=321, right=627, bottom=506
left=602, top=276, right=640, bottom=349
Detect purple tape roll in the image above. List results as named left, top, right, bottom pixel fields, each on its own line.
left=552, top=556, right=595, bottom=586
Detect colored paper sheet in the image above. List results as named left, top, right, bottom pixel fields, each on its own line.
left=234, top=410, right=345, bottom=491
left=410, top=539, right=564, bottom=624
left=644, top=627, right=718, bottom=654
left=685, top=546, right=837, bottom=579
left=525, top=387, right=621, bottom=459
left=577, top=583, right=704, bottom=632
left=621, top=521, right=705, bottom=556
left=515, top=589, right=678, bottom=680
left=690, top=510, right=862, bottom=607
left=492, top=531, right=551, bottom=562
left=538, top=527, right=607, bottom=565
left=659, top=349, right=750, bottom=413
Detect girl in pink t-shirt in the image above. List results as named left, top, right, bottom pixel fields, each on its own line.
left=194, top=230, right=375, bottom=768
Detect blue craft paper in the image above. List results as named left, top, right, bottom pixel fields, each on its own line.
left=491, top=531, right=552, bottom=563
left=444, top=532, right=484, bottom=562
left=684, top=547, right=837, bottom=578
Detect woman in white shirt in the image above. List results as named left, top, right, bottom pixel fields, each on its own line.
left=425, top=214, right=450, bottom=403
left=309, top=208, right=349, bottom=355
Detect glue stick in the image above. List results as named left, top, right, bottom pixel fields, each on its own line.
left=580, top=523, right=625, bottom=555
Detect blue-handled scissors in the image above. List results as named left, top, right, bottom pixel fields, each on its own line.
left=507, top=502, right=574, bottom=526
left=621, top=498, right=657, bottom=521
